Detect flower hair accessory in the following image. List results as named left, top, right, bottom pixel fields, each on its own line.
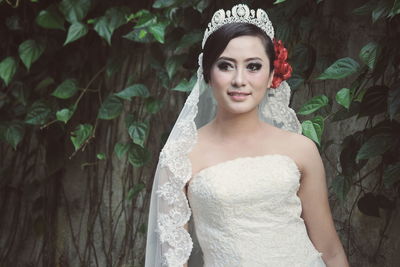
left=271, top=39, right=292, bottom=88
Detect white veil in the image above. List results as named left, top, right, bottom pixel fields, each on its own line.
left=145, top=4, right=301, bottom=267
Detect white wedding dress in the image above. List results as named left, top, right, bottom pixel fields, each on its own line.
left=187, top=154, right=326, bottom=267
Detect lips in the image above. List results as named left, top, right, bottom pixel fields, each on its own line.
left=227, top=91, right=251, bottom=101
left=227, top=91, right=251, bottom=96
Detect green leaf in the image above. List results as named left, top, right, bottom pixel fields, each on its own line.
left=356, top=134, right=394, bottom=160
left=336, top=88, right=351, bottom=109
left=127, top=183, right=145, bottom=200
left=132, top=10, right=156, bottom=28
left=273, top=0, right=287, bottom=4
left=93, top=16, right=112, bottom=45
left=353, top=0, right=377, bottom=16
left=92, top=7, right=129, bottom=45
left=174, top=31, right=202, bottom=53
left=317, top=57, right=360, bottom=80
left=102, top=7, right=129, bottom=31
left=114, top=142, right=130, bottom=159
left=70, top=123, right=93, bottom=151
left=301, top=116, right=324, bottom=146
left=11, top=82, right=29, bottom=106
left=287, top=74, right=304, bottom=90
left=36, top=4, right=65, bottom=30
left=128, top=121, right=149, bottom=147
left=18, top=40, right=46, bottom=70
left=389, top=0, right=400, bottom=17
left=138, top=29, right=147, bottom=39
left=25, top=100, right=52, bottom=125
left=359, top=42, right=379, bottom=70
left=35, top=76, right=55, bottom=91
left=96, top=153, right=106, bottom=160
left=0, top=121, right=25, bottom=149
left=128, top=144, right=150, bottom=167
left=291, top=43, right=316, bottom=76
left=123, top=28, right=154, bottom=43
left=64, top=22, right=88, bottom=45
left=153, top=0, right=178, bottom=8
left=388, top=82, right=400, bottom=120
left=171, top=75, right=197, bottom=92
left=0, top=56, right=18, bottom=86
left=383, top=163, right=400, bottom=187
left=166, top=55, right=186, bottom=79
left=56, top=107, right=75, bottom=123
left=98, top=95, right=123, bottom=120
left=332, top=175, right=351, bottom=202
left=145, top=97, right=163, bottom=114
left=371, top=0, right=391, bottom=23
left=51, top=79, right=79, bottom=99
left=298, top=95, right=329, bottom=115
left=59, top=0, right=91, bottom=23
left=148, top=21, right=168, bottom=43
left=115, top=84, right=150, bottom=100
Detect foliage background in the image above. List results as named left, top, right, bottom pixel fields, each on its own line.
left=0, top=0, right=399, bottom=266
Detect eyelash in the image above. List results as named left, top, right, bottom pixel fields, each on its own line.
left=216, top=62, right=262, bottom=72
left=247, top=63, right=262, bottom=71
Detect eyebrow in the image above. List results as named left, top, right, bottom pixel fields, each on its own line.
left=216, top=56, right=263, bottom=62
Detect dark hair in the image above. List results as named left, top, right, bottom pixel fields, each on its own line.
left=202, top=23, right=275, bottom=83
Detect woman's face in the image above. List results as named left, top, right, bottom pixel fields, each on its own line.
left=209, top=35, right=273, bottom=115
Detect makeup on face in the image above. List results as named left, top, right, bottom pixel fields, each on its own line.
left=215, top=57, right=264, bottom=73
left=209, top=35, right=273, bottom=112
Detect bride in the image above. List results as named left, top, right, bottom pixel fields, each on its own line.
left=145, top=4, right=349, bottom=267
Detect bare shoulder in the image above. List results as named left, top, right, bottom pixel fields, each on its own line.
left=275, top=129, right=322, bottom=174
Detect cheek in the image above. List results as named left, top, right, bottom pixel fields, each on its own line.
left=249, top=72, right=270, bottom=89
left=210, top=68, right=231, bottom=89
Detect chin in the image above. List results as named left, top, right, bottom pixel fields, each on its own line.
left=221, top=104, right=258, bottom=115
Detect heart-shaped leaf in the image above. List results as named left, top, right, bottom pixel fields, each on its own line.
left=98, top=95, right=123, bottom=120
left=0, top=57, right=18, bottom=86
left=70, top=123, right=93, bottom=151
left=51, top=79, right=79, bottom=99
left=301, top=116, right=324, bottom=146
left=64, top=22, right=88, bottom=45
left=317, top=57, right=360, bottom=80
left=298, top=95, right=329, bottom=115
left=128, top=121, right=149, bottom=147
left=115, top=84, right=150, bottom=100
left=332, top=175, right=351, bottom=202
left=336, top=88, right=351, bottom=109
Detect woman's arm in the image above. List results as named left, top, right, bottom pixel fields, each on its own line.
left=296, top=136, right=350, bottom=267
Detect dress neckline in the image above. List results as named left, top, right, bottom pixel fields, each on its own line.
left=191, top=153, right=301, bottom=179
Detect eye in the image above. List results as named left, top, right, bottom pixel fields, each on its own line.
left=217, top=61, right=234, bottom=71
left=247, top=63, right=262, bottom=72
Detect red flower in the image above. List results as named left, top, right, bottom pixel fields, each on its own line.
left=271, top=39, right=292, bottom=89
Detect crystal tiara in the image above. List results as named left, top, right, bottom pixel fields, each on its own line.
left=202, top=4, right=275, bottom=49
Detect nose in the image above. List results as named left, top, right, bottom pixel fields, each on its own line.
left=231, top=67, right=246, bottom=88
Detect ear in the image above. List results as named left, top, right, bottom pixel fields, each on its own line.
left=267, top=70, right=274, bottom=88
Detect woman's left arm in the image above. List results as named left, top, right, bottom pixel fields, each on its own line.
left=296, top=136, right=350, bottom=267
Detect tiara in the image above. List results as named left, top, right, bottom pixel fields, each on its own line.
left=202, top=4, right=275, bottom=49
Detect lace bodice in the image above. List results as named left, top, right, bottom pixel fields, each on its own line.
left=187, top=154, right=326, bottom=267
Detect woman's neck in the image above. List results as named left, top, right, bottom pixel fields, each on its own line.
left=209, top=108, right=264, bottom=141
